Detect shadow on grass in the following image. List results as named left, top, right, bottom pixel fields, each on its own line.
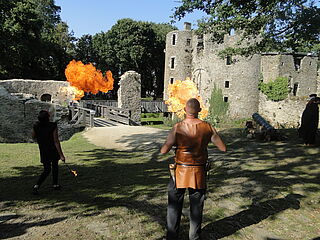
left=0, top=215, right=67, bottom=239
left=0, top=146, right=169, bottom=238
left=1, top=128, right=320, bottom=239
left=202, top=193, right=303, bottom=239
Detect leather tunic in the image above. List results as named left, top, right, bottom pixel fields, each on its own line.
left=174, top=121, right=213, bottom=189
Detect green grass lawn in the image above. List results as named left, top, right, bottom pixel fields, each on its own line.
left=1, top=129, right=320, bottom=239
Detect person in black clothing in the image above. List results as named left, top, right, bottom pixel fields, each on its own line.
left=298, top=95, right=320, bottom=146
left=32, top=110, right=66, bottom=194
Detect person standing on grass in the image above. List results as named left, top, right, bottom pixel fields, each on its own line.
left=160, top=98, right=227, bottom=240
left=32, top=110, right=65, bottom=194
left=298, top=95, right=320, bottom=146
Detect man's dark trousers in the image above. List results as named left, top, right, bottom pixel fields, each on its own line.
left=166, top=178, right=206, bottom=240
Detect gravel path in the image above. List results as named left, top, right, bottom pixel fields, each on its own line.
left=82, top=125, right=169, bottom=151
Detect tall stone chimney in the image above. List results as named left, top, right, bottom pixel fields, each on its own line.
left=184, top=22, right=191, bottom=30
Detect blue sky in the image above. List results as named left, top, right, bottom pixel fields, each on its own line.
left=55, top=0, right=206, bottom=38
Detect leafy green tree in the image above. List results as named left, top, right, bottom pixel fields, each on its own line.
left=0, top=0, right=74, bottom=80
left=74, top=34, right=98, bottom=64
left=172, top=0, right=320, bottom=55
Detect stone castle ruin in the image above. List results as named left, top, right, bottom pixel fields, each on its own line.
left=164, top=22, right=320, bottom=127
left=0, top=79, right=79, bottom=143
left=0, top=72, right=142, bottom=142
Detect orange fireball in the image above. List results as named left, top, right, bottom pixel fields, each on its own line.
left=166, top=78, right=208, bottom=119
left=65, top=60, right=114, bottom=100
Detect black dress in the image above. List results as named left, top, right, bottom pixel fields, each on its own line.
left=33, top=122, right=60, bottom=163
left=298, top=102, right=319, bottom=144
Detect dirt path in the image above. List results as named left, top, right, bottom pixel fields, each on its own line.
left=82, top=125, right=169, bottom=151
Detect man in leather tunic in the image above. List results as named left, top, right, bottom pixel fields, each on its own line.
left=161, top=98, right=226, bottom=240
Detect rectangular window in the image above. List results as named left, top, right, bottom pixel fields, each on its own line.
left=224, top=96, right=229, bottom=102
left=186, top=38, right=191, bottom=46
left=170, top=78, right=174, bottom=84
left=170, top=57, right=175, bottom=69
left=294, top=57, right=301, bottom=71
left=225, top=81, right=230, bottom=88
left=172, top=34, right=176, bottom=45
left=293, top=83, right=298, bottom=96
left=226, top=56, right=232, bottom=65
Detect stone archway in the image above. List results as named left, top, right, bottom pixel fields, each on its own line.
left=40, top=93, right=52, bottom=102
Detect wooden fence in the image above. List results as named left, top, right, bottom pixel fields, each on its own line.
left=69, top=105, right=95, bottom=127
left=96, top=105, right=131, bottom=125
left=82, top=100, right=168, bottom=113
left=83, top=102, right=131, bottom=125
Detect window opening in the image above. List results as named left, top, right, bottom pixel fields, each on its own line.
left=225, top=81, right=230, bottom=88
left=226, top=56, right=232, bottom=65
left=172, top=34, right=176, bottom=45
left=294, top=57, right=302, bottom=71
left=170, top=78, right=174, bottom=84
left=170, top=57, right=175, bottom=69
left=224, top=96, right=229, bottom=102
left=40, top=94, right=52, bottom=102
left=293, top=83, right=298, bottom=96
left=186, top=38, right=191, bottom=46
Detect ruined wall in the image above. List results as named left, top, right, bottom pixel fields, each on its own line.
left=164, top=26, right=319, bottom=124
left=0, top=79, right=72, bottom=105
left=0, top=81, right=81, bottom=143
left=191, top=33, right=261, bottom=118
left=118, top=71, right=141, bottom=125
left=258, top=94, right=307, bottom=128
left=261, top=54, right=318, bottom=97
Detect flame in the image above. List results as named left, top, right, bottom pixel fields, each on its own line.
left=71, top=170, right=78, bottom=177
left=166, top=78, right=208, bottom=119
left=64, top=60, right=114, bottom=100
left=60, top=85, right=84, bottom=100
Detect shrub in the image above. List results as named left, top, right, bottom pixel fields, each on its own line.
left=206, top=84, right=229, bottom=127
left=259, top=76, right=290, bottom=101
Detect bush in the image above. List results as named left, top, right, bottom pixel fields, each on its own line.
left=206, top=84, right=229, bottom=127
left=259, top=76, right=290, bottom=101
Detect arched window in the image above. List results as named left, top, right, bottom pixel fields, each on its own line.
left=40, top=94, right=52, bottom=102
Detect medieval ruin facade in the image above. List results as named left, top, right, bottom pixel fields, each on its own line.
left=0, top=79, right=79, bottom=143
left=164, top=22, right=320, bottom=126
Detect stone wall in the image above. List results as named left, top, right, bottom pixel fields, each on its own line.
left=164, top=25, right=319, bottom=123
left=191, top=33, right=261, bottom=118
left=0, top=79, right=72, bottom=105
left=118, top=71, right=141, bottom=125
left=261, top=54, right=318, bottom=96
left=258, top=94, right=308, bottom=128
left=0, top=81, right=81, bottom=143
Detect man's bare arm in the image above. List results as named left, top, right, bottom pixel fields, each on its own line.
left=160, top=126, right=176, bottom=154
left=211, top=128, right=227, bottom=152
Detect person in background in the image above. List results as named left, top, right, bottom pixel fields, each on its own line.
left=298, top=94, right=320, bottom=146
left=160, top=98, right=227, bottom=240
left=32, top=110, right=65, bottom=194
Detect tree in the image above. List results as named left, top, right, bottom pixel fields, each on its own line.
left=172, top=0, right=320, bottom=55
left=93, top=18, right=176, bottom=98
left=0, top=0, right=74, bottom=80
left=74, top=34, right=97, bottom=64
